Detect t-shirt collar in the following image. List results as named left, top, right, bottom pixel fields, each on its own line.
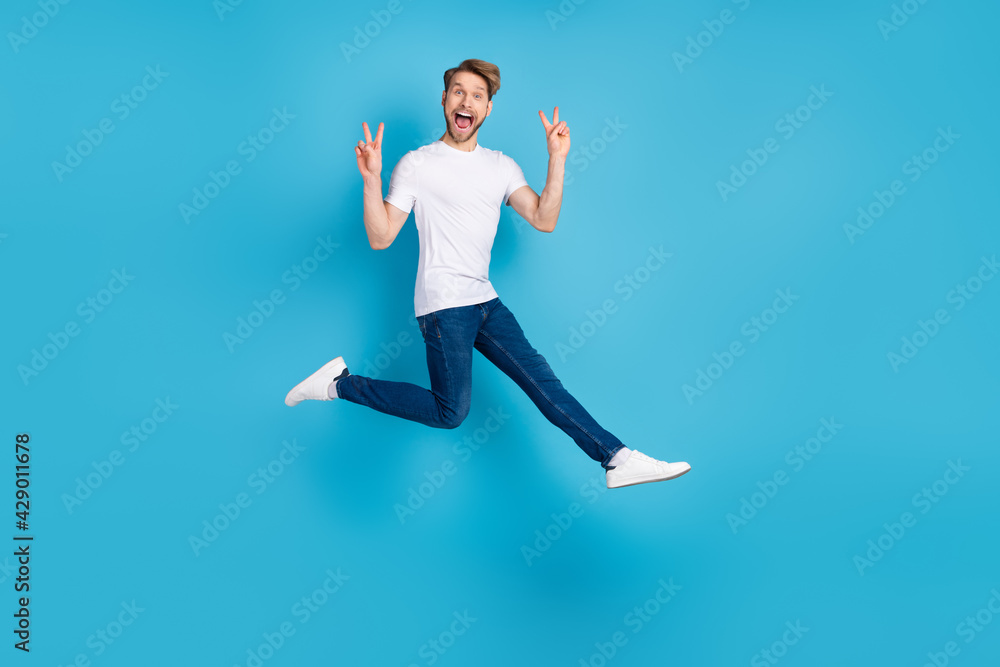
left=436, top=139, right=479, bottom=154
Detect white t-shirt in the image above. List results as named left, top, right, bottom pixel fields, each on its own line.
left=384, top=140, right=530, bottom=317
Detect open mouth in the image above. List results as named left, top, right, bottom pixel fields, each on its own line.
left=453, top=111, right=474, bottom=132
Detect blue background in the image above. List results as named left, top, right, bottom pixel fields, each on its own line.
left=2, top=0, right=998, bottom=664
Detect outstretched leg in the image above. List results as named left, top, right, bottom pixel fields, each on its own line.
left=474, top=298, right=625, bottom=469
left=334, top=304, right=481, bottom=429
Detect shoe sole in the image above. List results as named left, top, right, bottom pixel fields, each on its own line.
left=284, top=356, right=346, bottom=406
left=607, top=466, right=691, bottom=489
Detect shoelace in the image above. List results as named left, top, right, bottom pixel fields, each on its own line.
left=630, top=451, right=666, bottom=469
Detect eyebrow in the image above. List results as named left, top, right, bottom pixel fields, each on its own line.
left=454, top=83, right=487, bottom=92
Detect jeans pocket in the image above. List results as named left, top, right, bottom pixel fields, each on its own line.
left=430, top=312, right=441, bottom=338
left=418, top=315, right=426, bottom=336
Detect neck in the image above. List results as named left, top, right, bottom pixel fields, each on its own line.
left=439, top=133, right=478, bottom=152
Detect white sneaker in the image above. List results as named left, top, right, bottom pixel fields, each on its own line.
left=284, top=356, right=350, bottom=406
left=606, top=449, right=691, bottom=489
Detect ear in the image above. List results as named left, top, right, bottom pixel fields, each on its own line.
left=485, top=99, right=492, bottom=117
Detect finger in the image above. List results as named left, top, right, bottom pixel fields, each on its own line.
left=553, top=106, right=559, bottom=125
left=375, top=122, right=384, bottom=148
left=538, top=109, right=551, bottom=130
left=363, top=121, right=372, bottom=144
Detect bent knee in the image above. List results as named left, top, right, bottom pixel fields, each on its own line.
left=438, top=405, right=470, bottom=429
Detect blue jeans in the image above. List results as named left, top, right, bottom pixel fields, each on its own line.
left=335, top=297, right=626, bottom=469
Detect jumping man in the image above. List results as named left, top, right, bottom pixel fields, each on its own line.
left=284, top=58, right=690, bottom=488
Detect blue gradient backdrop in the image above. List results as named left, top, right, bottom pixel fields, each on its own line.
left=2, top=0, right=998, bottom=665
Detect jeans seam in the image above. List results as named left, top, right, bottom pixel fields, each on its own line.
left=605, top=445, right=625, bottom=468
left=342, top=377, right=433, bottom=422
left=430, top=314, right=454, bottom=422
left=478, top=327, right=613, bottom=459
left=350, top=366, right=455, bottom=426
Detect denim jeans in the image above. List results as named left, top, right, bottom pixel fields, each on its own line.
left=335, top=297, right=626, bottom=469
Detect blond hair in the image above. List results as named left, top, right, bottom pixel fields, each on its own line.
left=443, top=59, right=501, bottom=101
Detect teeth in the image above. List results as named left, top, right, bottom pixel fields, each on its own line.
left=456, top=112, right=472, bottom=118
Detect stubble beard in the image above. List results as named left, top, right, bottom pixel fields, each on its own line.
left=444, top=108, right=485, bottom=144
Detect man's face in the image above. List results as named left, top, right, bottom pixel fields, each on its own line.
left=441, top=71, right=492, bottom=144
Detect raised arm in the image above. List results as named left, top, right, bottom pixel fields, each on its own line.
left=355, top=121, right=409, bottom=250
left=507, top=106, right=570, bottom=233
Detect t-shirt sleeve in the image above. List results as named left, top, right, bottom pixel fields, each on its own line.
left=503, top=155, right=530, bottom=206
left=385, top=151, right=419, bottom=214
